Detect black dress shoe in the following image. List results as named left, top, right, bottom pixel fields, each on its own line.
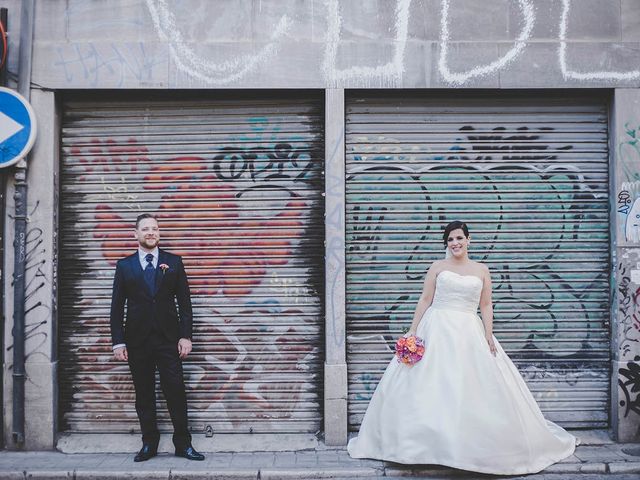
left=175, top=445, right=205, bottom=461
left=134, top=444, right=157, bottom=462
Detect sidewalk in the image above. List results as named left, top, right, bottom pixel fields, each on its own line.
left=0, top=439, right=639, bottom=479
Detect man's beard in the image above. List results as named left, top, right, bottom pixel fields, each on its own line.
left=140, top=238, right=158, bottom=249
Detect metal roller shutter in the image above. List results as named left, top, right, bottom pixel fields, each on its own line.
left=346, top=92, right=610, bottom=429
left=59, top=92, right=325, bottom=434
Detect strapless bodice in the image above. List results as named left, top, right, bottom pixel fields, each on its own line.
left=430, top=270, right=483, bottom=313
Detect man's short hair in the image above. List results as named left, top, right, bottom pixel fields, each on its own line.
left=135, top=213, right=158, bottom=229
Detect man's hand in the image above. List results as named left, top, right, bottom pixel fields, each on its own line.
left=178, top=338, right=192, bottom=359
left=114, top=346, right=128, bottom=361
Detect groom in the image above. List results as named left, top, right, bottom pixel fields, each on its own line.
left=110, top=213, right=204, bottom=462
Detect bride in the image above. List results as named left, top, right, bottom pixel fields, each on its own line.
left=347, top=221, right=577, bottom=475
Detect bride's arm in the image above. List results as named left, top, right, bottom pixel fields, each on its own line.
left=479, top=264, right=497, bottom=356
left=407, top=264, right=439, bottom=336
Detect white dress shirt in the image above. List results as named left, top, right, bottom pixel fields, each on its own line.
left=138, top=247, right=159, bottom=270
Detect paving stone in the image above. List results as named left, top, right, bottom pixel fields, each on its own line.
left=207, top=453, right=234, bottom=464
left=25, top=472, right=73, bottom=479
left=540, top=463, right=584, bottom=473
left=272, top=452, right=297, bottom=467
left=608, top=461, right=640, bottom=473
left=0, top=473, right=25, bottom=480
left=575, top=446, right=627, bottom=462
left=260, top=468, right=381, bottom=479
left=24, top=470, right=73, bottom=480
left=558, top=454, right=580, bottom=463
left=246, top=453, right=275, bottom=467
left=294, top=453, right=319, bottom=466
left=615, top=444, right=640, bottom=460
left=170, top=470, right=258, bottom=480
left=384, top=466, right=458, bottom=477
left=578, top=463, right=607, bottom=473
left=74, top=471, right=168, bottom=480
left=170, top=473, right=218, bottom=480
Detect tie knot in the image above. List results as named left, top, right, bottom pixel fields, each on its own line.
left=145, top=253, right=154, bottom=263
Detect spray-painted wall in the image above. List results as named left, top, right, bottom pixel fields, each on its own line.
left=613, top=90, right=640, bottom=441
left=0, top=0, right=639, bottom=90
left=2, top=90, right=59, bottom=449
left=1, top=0, right=640, bottom=449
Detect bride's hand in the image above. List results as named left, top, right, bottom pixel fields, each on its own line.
left=404, top=330, right=416, bottom=338
left=486, top=335, right=497, bottom=356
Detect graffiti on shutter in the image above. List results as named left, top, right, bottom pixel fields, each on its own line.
left=346, top=94, right=610, bottom=428
left=59, top=94, right=325, bottom=434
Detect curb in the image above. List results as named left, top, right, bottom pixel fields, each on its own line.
left=1, top=473, right=27, bottom=480
left=383, top=461, right=640, bottom=476
left=74, top=472, right=168, bottom=480
left=384, top=466, right=458, bottom=477
left=259, top=468, right=382, bottom=479
left=1, top=468, right=384, bottom=480
left=2, top=462, right=640, bottom=478
left=608, top=462, right=640, bottom=473
left=170, top=471, right=259, bottom=480
left=544, top=463, right=608, bottom=474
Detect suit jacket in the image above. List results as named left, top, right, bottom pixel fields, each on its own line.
left=110, top=249, right=193, bottom=347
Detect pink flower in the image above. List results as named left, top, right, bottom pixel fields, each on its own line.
left=395, top=335, right=425, bottom=365
left=159, top=263, right=169, bottom=274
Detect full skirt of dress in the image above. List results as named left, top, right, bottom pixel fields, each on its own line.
left=347, top=304, right=576, bottom=475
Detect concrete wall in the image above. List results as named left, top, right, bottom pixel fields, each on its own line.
left=612, top=89, right=640, bottom=442
left=1, top=0, right=640, bottom=448
left=2, top=89, right=59, bottom=449
left=324, top=89, right=347, bottom=445
left=0, top=0, right=638, bottom=90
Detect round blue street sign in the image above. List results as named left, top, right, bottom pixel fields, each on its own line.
left=0, top=87, right=37, bottom=168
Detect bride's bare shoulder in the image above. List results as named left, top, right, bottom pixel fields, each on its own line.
left=471, top=260, right=491, bottom=275
left=430, top=259, right=446, bottom=270
left=427, top=260, right=446, bottom=276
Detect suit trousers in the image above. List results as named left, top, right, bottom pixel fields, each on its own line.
left=127, top=330, right=191, bottom=450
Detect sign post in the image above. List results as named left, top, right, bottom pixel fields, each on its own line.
left=0, top=87, right=36, bottom=168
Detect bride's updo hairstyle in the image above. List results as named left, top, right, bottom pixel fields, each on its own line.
left=443, top=221, right=470, bottom=246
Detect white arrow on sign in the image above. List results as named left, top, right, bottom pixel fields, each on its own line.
left=0, top=110, right=25, bottom=144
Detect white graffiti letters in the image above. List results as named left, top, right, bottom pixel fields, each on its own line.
left=143, top=0, right=640, bottom=86
left=145, top=0, right=291, bottom=85
left=559, top=0, right=640, bottom=81
left=438, top=0, right=535, bottom=85
left=322, top=0, right=411, bottom=87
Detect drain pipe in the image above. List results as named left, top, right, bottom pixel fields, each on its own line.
left=1, top=6, right=8, bottom=450
left=12, top=0, right=35, bottom=447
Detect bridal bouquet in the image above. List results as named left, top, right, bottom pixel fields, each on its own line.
left=395, top=335, right=425, bottom=365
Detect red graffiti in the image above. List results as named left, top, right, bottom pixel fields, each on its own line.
left=72, top=137, right=150, bottom=176
left=92, top=154, right=307, bottom=296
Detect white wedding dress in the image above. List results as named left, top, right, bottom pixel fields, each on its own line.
left=348, top=270, right=576, bottom=475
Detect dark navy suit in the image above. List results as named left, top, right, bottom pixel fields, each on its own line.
left=110, top=249, right=193, bottom=449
